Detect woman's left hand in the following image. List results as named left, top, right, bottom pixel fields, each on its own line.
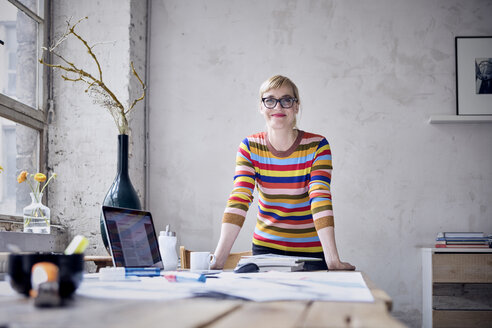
left=326, top=260, right=356, bottom=271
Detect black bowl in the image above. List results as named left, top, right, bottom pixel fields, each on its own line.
left=7, top=253, right=84, bottom=298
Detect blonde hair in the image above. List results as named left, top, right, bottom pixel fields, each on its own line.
left=259, top=75, right=300, bottom=105
left=259, top=75, right=301, bottom=128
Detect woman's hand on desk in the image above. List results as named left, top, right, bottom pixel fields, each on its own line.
left=210, top=262, right=222, bottom=270
left=326, top=260, right=356, bottom=271
left=317, top=227, right=355, bottom=270
left=211, top=223, right=241, bottom=270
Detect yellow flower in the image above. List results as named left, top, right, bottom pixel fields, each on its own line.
left=34, top=173, right=47, bottom=182
left=0, top=165, right=3, bottom=173
left=17, top=171, right=28, bottom=183
left=18, top=170, right=57, bottom=197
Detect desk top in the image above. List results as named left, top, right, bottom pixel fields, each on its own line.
left=0, top=272, right=405, bottom=328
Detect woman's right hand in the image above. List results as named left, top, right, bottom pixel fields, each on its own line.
left=211, top=223, right=242, bottom=270
left=210, top=261, right=222, bottom=270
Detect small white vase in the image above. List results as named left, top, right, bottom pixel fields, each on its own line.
left=23, top=192, right=50, bottom=234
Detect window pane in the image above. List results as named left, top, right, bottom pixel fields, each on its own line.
left=0, top=116, right=39, bottom=216
left=0, top=0, right=40, bottom=109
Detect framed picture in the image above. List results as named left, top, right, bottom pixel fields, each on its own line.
left=455, top=36, right=492, bottom=115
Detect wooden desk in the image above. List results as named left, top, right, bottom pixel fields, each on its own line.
left=0, top=272, right=405, bottom=328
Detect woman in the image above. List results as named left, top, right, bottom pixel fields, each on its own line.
left=212, top=75, right=355, bottom=271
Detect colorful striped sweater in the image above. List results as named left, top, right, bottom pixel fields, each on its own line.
left=222, top=130, right=334, bottom=253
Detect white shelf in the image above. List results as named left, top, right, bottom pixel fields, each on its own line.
left=429, top=115, right=492, bottom=123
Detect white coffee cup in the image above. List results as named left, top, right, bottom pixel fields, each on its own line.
left=190, top=252, right=216, bottom=271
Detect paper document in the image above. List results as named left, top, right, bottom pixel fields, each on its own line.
left=202, top=271, right=374, bottom=302
left=77, top=274, right=195, bottom=300
left=238, top=253, right=322, bottom=265
left=236, top=253, right=322, bottom=272
left=0, top=281, right=18, bottom=297
left=76, top=271, right=374, bottom=303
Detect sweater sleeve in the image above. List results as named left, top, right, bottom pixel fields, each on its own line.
left=308, top=138, right=335, bottom=230
left=222, top=138, right=256, bottom=227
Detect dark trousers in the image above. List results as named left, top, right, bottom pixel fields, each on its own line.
left=252, top=244, right=328, bottom=271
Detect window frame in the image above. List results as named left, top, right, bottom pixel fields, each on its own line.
left=0, top=0, right=50, bottom=222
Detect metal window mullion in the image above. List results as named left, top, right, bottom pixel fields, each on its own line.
left=39, top=0, right=52, bottom=209
left=0, top=94, right=45, bottom=131
left=7, top=0, right=44, bottom=24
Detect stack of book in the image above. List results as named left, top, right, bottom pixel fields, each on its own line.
left=236, top=254, right=322, bottom=272
left=435, top=232, right=491, bottom=248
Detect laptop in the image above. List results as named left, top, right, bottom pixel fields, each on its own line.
left=101, top=206, right=163, bottom=269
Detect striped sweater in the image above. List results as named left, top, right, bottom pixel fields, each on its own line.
left=222, top=130, right=334, bottom=253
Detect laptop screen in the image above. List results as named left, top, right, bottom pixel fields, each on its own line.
left=102, top=206, right=163, bottom=268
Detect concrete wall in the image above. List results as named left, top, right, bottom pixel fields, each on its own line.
left=49, top=0, right=146, bottom=255
left=148, top=0, right=492, bottom=326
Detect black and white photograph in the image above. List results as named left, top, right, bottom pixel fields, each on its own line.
left=456, top=36, right=492, bottom=115
left=476, top=58, right=492, bottom=94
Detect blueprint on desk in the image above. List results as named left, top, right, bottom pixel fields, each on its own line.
left=74, top=271, right=374, bottom=303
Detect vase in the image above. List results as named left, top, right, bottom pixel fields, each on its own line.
left=100, top=134, right=142, bottom=252
left=23, top=192, right=50, bottom=234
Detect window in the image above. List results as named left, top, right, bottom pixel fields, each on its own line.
left=0, top=0, right=48, bottom=219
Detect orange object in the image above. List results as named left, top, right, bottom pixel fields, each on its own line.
left=17, top=171, right=28, bottom=183
left=29, top=262, right=59, bottom=298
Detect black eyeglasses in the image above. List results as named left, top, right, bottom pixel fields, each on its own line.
left=261, top=97, right=297, bottom=109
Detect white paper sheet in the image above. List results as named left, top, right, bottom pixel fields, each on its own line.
left=77, top=275, right=195, bottom=300
left=0, top=281, right=18, bottom=297
left=77, top=271, right=374, bottom=302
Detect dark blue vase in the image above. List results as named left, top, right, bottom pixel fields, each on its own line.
left=100, top=134, right=142, bottom=252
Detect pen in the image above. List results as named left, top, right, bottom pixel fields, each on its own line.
left=163, top=271, right=206, bottom=283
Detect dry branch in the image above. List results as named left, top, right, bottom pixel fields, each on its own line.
left=39, top=17, right=146, bottom=134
